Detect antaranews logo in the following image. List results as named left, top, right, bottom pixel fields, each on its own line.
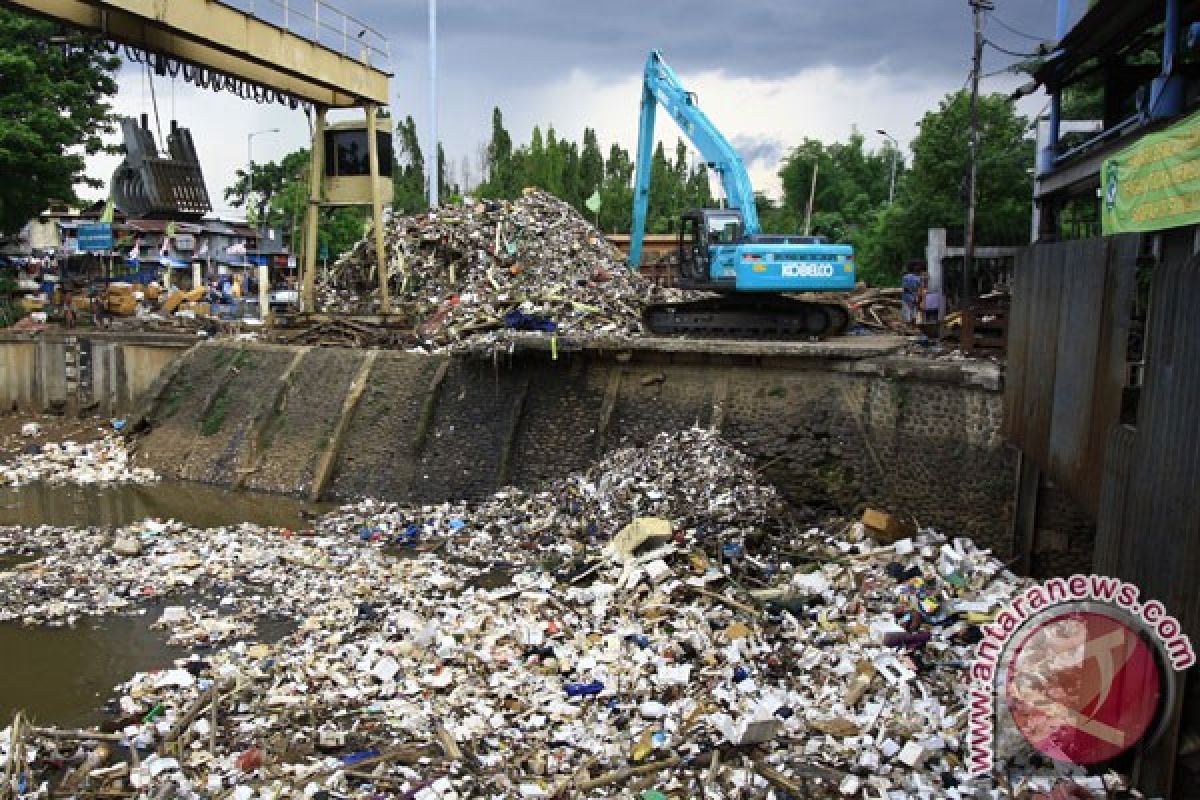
left=967, top=574, right=1194, bottom=777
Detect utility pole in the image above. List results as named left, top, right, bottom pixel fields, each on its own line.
left=963, top=0, right=991, bottom=310
left=877, top=129, right=898, bottom=204
left=428, top=0, right=439, bottom=209
left=803, top=161, right=819, bottom=236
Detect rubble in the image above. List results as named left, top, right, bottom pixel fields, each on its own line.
left=0, top=429, right=1131, bottom=798
left=327, top=189, right=695, bottom=349
left=0, top=433, right=158, bottom=488
left=844, top=287, right=914, bottom=334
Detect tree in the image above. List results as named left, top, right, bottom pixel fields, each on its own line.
left=321, top=207, right=366, bottom=260
left=483, top=107, right=516, bottom=198
left=685, top=161, right=714, bottom=211
left=436, top=142, right=455, bottom=202
left=579, top=128, right=604, bottom=198
left=0, top=9, right=119, bottom=234
left=647, top=141, right=674, bottom=232
left=222, top=148, right=370, bottom=260
left=777, top=132, right=894, bottom=241
left=858, top=90, right=1033, bottom=283
left=226, top=160, right=290, bottom=226
left=599, top=142, right=634, bottom=233
left=392, top=115, right=426, bottom=213
left=265, top=151, right=313, bottom=250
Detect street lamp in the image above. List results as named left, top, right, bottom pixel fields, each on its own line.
left=877, top=129, right=898, bottom=205
left=247, top=127, right=281, bottom=219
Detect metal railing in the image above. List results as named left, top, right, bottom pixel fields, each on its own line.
left=217, top=0, right=390, bottom=70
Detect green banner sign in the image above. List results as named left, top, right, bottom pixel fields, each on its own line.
left=1102, top=110, right=1200, bottom=234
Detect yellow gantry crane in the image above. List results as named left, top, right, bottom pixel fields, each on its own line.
left=1, top=0, right=396, bottom=314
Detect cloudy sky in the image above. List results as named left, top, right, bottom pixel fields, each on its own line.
left=83, top=0, right=1092, bottom=216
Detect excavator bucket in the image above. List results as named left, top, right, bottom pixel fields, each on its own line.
left=111, top=115, right=212, bottom=219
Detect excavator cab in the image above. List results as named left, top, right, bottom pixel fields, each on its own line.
left=678, top=211, right=709, bottom=282
left=678, top=209, right=742, bottom=287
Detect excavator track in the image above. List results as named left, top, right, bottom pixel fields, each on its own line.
left=643, top=294, right=850, bottom=339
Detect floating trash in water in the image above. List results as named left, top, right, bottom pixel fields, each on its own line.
left=0, top=428, right=1131, bottom=798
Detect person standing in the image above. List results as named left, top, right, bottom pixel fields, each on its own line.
left=62, top=290, right=77, bottom=329
left=922, top=272, right=942, bottom=324
left=91, top=290, right=110, bottom=329
left=901, top=260, right=924, bottom=324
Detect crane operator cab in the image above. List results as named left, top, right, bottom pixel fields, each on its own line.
left=322, top=118, right=394, bottom=206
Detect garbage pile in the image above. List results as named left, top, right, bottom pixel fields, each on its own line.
left=0, top=430, right=1129, bottom=798
left=327, top=190, right=692, bottom=349
left=0, top=433, right=157, bottom=489
left=845, top=287, right=912, bottom=334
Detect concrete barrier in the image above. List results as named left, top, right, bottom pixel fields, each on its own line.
left=0, top=333, right=192, bottom=415
left=126, top=340, right=1014, bottom=557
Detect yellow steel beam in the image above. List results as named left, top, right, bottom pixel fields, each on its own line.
left=301, top=108, right=325, bottom=312
left=366, top=103, right=389, bottom=313
left=1, top=0, right=389, bottom=107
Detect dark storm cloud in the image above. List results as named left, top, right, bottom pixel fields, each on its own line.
left=730, top=134, right=786, bottom=167
left=355, top=0, right=1062, bottom=84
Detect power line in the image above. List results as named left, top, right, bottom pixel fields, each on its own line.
left=985, top=11, right=1046, bottom=42
left=984, top=38, right=1040, bottom=59
left=983, top=61, right=1027, bottom=78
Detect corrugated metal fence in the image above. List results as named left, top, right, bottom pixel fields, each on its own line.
left=1093, top=252, right=1200, bottom=645
left=1007, top=234, right=1199, bottom=641
left=1004, top=235, right=1138, bottom=516
left=1007, top=237, right=1199, bottom=794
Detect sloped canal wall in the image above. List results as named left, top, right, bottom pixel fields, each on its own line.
left=107, top=340, right=1014, bottom=557
left=0, top=334, right=1018, bottom=558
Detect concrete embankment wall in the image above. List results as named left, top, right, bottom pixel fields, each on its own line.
left=0, top=334, right=1024, bottom=558
left=118, top=340, right=1017, bottom=558
left=0, top=333, right=189, bottom=416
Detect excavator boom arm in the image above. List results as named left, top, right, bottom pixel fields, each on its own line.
left=629, top=50, right=759, bottom=268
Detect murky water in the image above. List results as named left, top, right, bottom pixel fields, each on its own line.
left=0, top=481, right=326, bottom=728
left=0, top=609, right=296, bottom=729
left=0, top=610, right=178, bottom=729
left=0, top=481, right=331, bottom=530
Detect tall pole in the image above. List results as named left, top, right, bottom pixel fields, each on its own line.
left=247, top=128, right=279, bottom=225
left=428, top=0, right=438, bottom=209
left=877, top=129, right=898, bottom=204
left=366, top=103, right=390, bottom=313
left=964, top=0, right=990, bottom=309
left=301, top=108, right=325, bottom=313
left=803, top=161, right=819, bottom=236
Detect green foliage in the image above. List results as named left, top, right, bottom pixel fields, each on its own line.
left=0, top=9, right=119, bottom=234
left=773, top=132, right=900, bottom=284
left=778, top=132, right=894, bottom=231
left=393, top=115, right=427, bottom=214
left=321, top=207, right=366, bottom=260
left=485, top=107, right=518, bottom=198
left=221, top=149, right=367, bottom=260
left=475, top=106, right=711, bottom=233
left=227, top=149, right=310, bottom=232
left=856, top=91, right=1033, bottom=284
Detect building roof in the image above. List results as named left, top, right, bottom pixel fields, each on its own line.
left=1034, top=1, right=1168, bottom=92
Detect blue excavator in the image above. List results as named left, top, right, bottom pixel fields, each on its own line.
left=631, top=50, right=856, bottom=337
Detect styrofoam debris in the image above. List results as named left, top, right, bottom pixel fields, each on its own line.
left=0, top=427, right=1132, bottom=799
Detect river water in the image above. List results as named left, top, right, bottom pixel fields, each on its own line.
left=0, top=481, right=329, bottom=728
